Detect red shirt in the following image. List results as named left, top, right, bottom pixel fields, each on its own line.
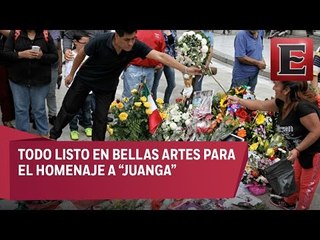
left=130, top=30, right=165, bottom=68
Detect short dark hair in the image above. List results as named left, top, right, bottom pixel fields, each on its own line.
left=115, top=30, right=137, bottom=37
left=73, top=30, right=90, bottom=41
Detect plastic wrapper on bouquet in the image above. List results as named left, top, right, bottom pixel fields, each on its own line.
left=262, top=158, right=297, bottom=197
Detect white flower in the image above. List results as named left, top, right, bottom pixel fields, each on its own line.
left=181, top=113, right=189, bottom=120
left=169, top=122, right=177, bottom=130
left=201, top=45, right=208, bottom=53
left=161, top=122, right=167, bottom=129
left=201, top=38, right=207, bottom=45
left=185, top=119, right=192, bottom=126
left=195, top=34, right=203, bottom=40
left=172, top=115, right=181, bottom=123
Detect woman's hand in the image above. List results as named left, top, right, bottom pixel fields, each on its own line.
left=287, top=148, right=299, bottom=162
left=228, top=95, right=240, bottom=104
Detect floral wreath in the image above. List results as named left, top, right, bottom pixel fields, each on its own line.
left=176, top=31, right=210, bottom=79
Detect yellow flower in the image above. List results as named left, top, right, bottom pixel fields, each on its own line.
left=119, top=112, right=128, bottom=121
left=219, top=95, right=228, bottom=108
left=235, top=87, right=245, bottom=95
left=143, top=102, right=151, bottom=108
left=134, top=102, right=142, bottom=107
left=107, top=125, right=113, bottom=135
left=131, top=89, right=138, bottom=94
left=156, top=98, right=164, bottom=104
left=122, top=97, right=129, bottom=103
left=249, top=142, right=259, bottom=151
left=146, top=109, right=152, bottom=115
left=160, top=112, right=167, bottom=119
left=117, top=102, right=124, bottom=109
left=110, top=101, right=117, bottom=109
left=140, top=96, right=147, bottom=102
left=256, top=113, right=265, bottom=125
left=266, top=148, right=275, bottom=157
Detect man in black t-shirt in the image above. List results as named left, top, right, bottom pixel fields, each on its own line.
left=50, top=30, right=202, bottom=141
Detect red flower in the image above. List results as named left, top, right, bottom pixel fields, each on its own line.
left=236, top=108, right=248, bottom=120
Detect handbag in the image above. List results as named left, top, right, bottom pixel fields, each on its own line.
left=262, top=158, right=297, bottom=197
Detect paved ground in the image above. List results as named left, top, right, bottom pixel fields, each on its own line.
left=0, top=30, right=319, bottom=210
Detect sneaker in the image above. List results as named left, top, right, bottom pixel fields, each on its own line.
left=70, top=130, right=79, bottom=140
left=3, top=121, right=14, bottom=128
left=85, top=127, right=92, bottom=137
left=48, top=116, right=56, bottom=125
left=270, top=197, right=296, bottom=210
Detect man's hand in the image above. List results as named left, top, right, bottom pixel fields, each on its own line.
left=257, top=60, right=266, bottom=70
left=64, top=49, right=74, bottom=61
left=64, top=74, right=73, bottom=87
left=187, top=66, right=202, bottom=75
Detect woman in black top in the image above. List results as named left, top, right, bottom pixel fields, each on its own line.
left=229, top=81, right=320, bottom=210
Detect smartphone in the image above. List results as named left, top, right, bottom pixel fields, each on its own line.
left=31, top=46, right=40, bottom=52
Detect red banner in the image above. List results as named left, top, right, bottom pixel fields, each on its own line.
left=0, top=126, right=248, bottom=200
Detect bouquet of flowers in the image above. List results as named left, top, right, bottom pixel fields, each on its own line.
left=176, top=30, right=211, bottom=89
left=154, top=98, right=194, bottom=141
left=108, top=84, right=165, bottom=141
left=176, top=30, right=210, bottom=70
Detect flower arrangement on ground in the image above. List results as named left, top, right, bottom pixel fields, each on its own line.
left=154, top=97, right=194, bottom=141
left=202, top=85, right=287, bottom=193
left=108, top=83, right=165, bottom=141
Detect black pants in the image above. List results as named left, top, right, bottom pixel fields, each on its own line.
left=0, top=65, right=15, bottom=122
left=50, top=77, right=115, bottom=141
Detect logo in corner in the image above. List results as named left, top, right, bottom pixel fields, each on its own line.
left=271, top=38, right=313, bottom=81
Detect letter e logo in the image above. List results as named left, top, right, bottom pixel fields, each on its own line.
left=271, top=38, right=313, bottom=81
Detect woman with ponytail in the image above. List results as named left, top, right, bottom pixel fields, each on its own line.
left=229, top=81, right=320, bottom=210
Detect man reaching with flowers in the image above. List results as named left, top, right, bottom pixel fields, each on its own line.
left=50, top=30, right=202, bottom=141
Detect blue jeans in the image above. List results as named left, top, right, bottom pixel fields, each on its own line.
left=152, top=65, right=176, bottom=104
left=69, top=94, right=93, bottom=131
left=193, top=74, right=205, bottom=92
left=9, top=80, right=50, bottom=135
left=122, top=65, right=155, bottom=99
left=46, top=61, right=58, bottom=117
left=230, top=73, right=259, bottom=92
